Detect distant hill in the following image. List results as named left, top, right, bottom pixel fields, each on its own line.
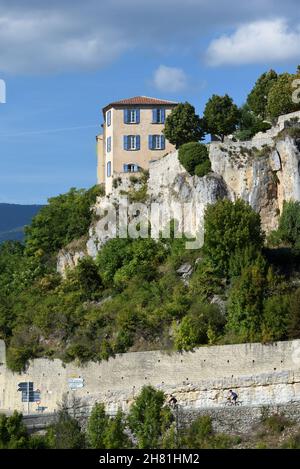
left=0, top=203, right=43, bottom=244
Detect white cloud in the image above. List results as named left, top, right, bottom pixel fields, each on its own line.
left=153, top=65, right=187, bottom=92
left=0, top=1, right=300, bottom=74
left=206, top=18, right=300, bottom=66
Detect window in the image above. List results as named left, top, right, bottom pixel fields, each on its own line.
left=148, top=135, right=165, bottom=150
left=124, top=109, right=140, bottom=124
left=123, top=164, right=139, bottom=173
left=124, top=135, right=141, bottom=150
left=106, top=136, right=111, bottom=153
left=152, top=108, right=165, bottom=124
left=107, top=110, right=111, bottom=127
left=107, top=161, right=111, bottom=177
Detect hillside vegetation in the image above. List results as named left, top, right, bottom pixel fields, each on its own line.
left=1, top=182, right=300, bottom=372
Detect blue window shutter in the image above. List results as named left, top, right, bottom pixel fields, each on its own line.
left=123, top=164, right=128, bottom=173
left=124, top=109, right=129, bottom=124
left=124, top=135, right=128, bottom=150
left=161, top=135, right=165, bottom=150
left=149, top=135, right=153, bottom=150
left=136, top=109, right=140, bottom=124
left=107, top=161, right=111, bottom=177
left=136, top=135, right=140, bottom=150
left=134, top=164, right=139, bottom=172
left=152, top=109, right=157, bottom=123
left=161, top=109, right=165, bottom=123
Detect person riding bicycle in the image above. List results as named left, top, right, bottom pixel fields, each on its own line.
left=228, top=390, right=238, bottom=405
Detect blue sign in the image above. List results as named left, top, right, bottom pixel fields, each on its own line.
left=17, top=382, right=41, bottom=403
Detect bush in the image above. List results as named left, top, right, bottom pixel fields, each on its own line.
left=194, top=159, right=212, bottom=177
left=174, top=303, right=225, bottom=350
left=203, top=199, right=264, bottom=278
left=25, top=185, right=104, bottom=257
left=178, top=142, right=210, bottom=176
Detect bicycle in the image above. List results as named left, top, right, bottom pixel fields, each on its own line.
left=224, top=398, right=243, bottom=406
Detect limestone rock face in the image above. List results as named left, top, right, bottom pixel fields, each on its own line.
left=57, top=111, right=300, bottom=272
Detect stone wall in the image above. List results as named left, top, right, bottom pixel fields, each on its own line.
left=1, top=339, right=300, bottom=417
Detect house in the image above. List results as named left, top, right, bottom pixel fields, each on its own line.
left=97, top=96, right=178, bottom=194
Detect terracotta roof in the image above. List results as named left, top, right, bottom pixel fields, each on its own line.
left=103, top=96, right=178, bottom=113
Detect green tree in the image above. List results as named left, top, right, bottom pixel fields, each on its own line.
left=0, top=411, right=29, bottom=449
left=203, top=94, right=240, bottom=142
left=103, top=410, right=131, bottom=449
left=87, top=403, right=109, bottom=448
left=128, top=386, right=172, bottom=448
left=235, top=104, right=271, bottom=141
left=288, top=287, right=300, bottom=339
left=227, top=256, right=267, bottom=341
left=178, top=142, right=211, bottom=176
left=25, top=185, right=103, bottom=257
left=203, top=199, right=264, bottom=277
left=163, top=102, right=205, bottom=149
left=262, top=295, right=290, bottom=342
left=276, top=201, right=300, bottom=251
left=174, top=303, right=225, bottom=350
left=247, top=70, right=278, bottom=119
left=266, top=70, right=300, bottom=121
left=46, top=408, right=85, bottom=449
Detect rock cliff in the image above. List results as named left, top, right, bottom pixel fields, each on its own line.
left=57, top=111, right=300, bottom=272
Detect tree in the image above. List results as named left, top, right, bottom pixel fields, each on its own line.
left=174, top=303, right=225, bottom=350
left=103, top=409, right=131, bottom=449
left=203, top=199, right=264, bottom=277
left=0, top=411, right=29, bottom=449
left=46, top=408, right=85, bottom=449
left=86, top=403, right=109, bottom=448
left=266, top=71, right=300, bottom=121
left=247, top=70, right=278, bottom=119
left=227, top=256, right=267, bottom=341
left=261, top=295, right=290, bottom=342
left=25, top=185, right=104, bottom=257
left=178, top=142, right=211, bottom=176
left=128, top=386, right=172, bottom=448
left=203, top=94, right=240, bottom=142
left=235, top=104, right=271, bottom=141
left=288, top=288, right=300, bottom=339
left=276, top=201, right=300, bottom=251
left=163, top=102, right=205, bottom=149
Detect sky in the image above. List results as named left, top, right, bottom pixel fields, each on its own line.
left=0, top=0, right=300, bottom=204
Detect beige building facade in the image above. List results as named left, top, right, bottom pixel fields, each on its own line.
left=97, top=96, right=178, bottom=194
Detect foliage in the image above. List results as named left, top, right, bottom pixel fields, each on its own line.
left=0, top=411, right=29, bottom=449
left=235, top=104, right=272, bottom=141
left=86, top=403, right=109, bottom=448
left=163, top=102, right=205, bottom=148
left=261, top=295, right=290, bottom=342
left=174, top=303, right=225, bottom=350
left=203, top=94, right=240, bottom=142
left=226, top=256, right=268, bottom=341
left=128, top=386, right=172, bottom=448
left=178, top=142, right=211, bottom=176
left=46, top=408, right=85, bottom=449
left=182, top=416, right=234, bottom=449
left=203, top=199, right=264, bottom=278
left=103, top=410, right=131, bottom=449
left=247, top=70, right=278, bottom=119
left=275, top=201, right=300, bottom=251
left=25, top=185, right=103, bottom=257
left=266, top=70, right=300, bottom=121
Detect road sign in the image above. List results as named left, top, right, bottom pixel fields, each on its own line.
left=68, top=378, right=84, bottom=390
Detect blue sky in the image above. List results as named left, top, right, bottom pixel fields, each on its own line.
left=0, top=0, right=299, bottom=204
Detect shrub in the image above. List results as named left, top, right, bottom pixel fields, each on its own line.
left=179, top=142, right=210, bottom=176
left=203, top=199, right=264, bottom=278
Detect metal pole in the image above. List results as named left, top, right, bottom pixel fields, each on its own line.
left=27, top=382, right=29, bottom=415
